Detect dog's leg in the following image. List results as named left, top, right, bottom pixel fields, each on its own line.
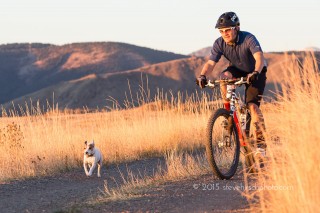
left=97, top=161, right=101, bottom=177
left=88, top=163, right=97, bottom=176
left=84, top=162, right=89, bottom=176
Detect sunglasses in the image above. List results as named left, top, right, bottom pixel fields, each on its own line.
left=219, top=27, right=235, bottom=34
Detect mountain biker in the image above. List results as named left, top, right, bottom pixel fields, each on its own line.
left=196, top=12, right=267, bottom=157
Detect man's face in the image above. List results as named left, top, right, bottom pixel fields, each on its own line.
left=219, top=27, right=237, bottom=44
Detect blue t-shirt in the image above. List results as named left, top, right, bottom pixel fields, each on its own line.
left=209, top=31, right=263, bottom=73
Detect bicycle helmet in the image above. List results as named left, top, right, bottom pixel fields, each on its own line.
left=215, top=12, right=240, bottom=29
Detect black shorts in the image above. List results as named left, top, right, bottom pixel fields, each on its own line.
left=220, top=66, right=267, bottom=107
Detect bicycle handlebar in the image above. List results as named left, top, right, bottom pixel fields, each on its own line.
left=206, top=77, right=248, bottom=88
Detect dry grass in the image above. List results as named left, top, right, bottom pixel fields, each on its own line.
left=102, top=150, right=210, bottom=202
left=250, top=52, right=320, bottom=212
left=0, top=90, right=218, bottom=181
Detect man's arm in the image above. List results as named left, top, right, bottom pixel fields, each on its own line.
left=253, top=51, right=265, bottom=73
left=200, top=60, right=216, bottom=76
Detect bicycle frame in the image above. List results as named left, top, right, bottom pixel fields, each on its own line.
left=206, top=77, right=249, bottom=146
left=224, top=87, right=248, bottom=146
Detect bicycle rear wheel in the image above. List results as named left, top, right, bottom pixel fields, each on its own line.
left=206, top=108, right=240, bottom=180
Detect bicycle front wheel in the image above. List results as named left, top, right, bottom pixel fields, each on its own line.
left=206, top=108, right=240, bottom=179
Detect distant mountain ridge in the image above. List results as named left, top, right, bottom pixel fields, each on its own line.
left=0, top=42, right=187, bottom=105
left=190, top=46, right=211, bottom=57
left=190, top=46, right=320, bottom=57
left=305, top=46, right=320, bottom=51
left=5, top=57, right=211, bottom=109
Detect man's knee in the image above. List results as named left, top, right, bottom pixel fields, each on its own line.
left=248, top=103, right=259, bottom=112
left=219, top=71, right=233, bottom=80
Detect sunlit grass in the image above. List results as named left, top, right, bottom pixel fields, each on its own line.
left=250, top=52, right=320, bottom=212
left=0, top=90, right=218, bottom=181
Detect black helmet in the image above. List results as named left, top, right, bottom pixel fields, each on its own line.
left=215, top=12, right=240, bottom=29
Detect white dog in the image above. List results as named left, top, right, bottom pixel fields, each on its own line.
left=83, top=140, right=103, bottom=177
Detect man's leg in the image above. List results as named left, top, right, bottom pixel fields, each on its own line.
left=219, top=66, right=248, bottom=96
left=219, top=70, right=234, bottom=136
left=219, top=67, right=245, bottom=110
left=248, top=103, right=267, bottom=149
left=219, top=67, right=246, bottom=133
left=219, top=71, right=231, bottom=111
left=246, top=68, right=268, bottom=161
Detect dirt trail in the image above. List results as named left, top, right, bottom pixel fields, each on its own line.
left=82, top=173, right=252, bottom=213
left=0, top=157, right=254, bottom=213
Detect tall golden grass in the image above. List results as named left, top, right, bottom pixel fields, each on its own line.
left=0, top=90, right=218, bottom=181
left=252, top=52, right=320, bottom=212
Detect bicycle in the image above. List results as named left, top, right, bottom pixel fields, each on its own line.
left=204, top=77, right=259, bottom=180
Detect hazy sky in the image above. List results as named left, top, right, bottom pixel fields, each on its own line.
left=0, top=0, right=319, bottom=54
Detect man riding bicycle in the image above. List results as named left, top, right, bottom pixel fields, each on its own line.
left=197, top=12, right=267, bottom=157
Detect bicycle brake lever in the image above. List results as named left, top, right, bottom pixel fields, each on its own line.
left=234, top=77, right=246, bottom=85
left=206, top=80, right=216, bottom=88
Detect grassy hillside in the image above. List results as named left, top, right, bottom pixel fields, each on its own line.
left=0, top=42, right=187, bottom=104
left=3, top=56, right=229, bottom=110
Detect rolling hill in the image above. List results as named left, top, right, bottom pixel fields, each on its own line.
left=1, top=42, right=319, bottom=111
left=0, top=42, right=187, bottom=105
left=3, top=57, right=212, bottom=110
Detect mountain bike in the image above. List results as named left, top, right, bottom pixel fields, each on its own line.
left=205, top=77, right=258, bottom=180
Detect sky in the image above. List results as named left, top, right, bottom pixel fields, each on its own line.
left=0, top=0, right=319, bottom=55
